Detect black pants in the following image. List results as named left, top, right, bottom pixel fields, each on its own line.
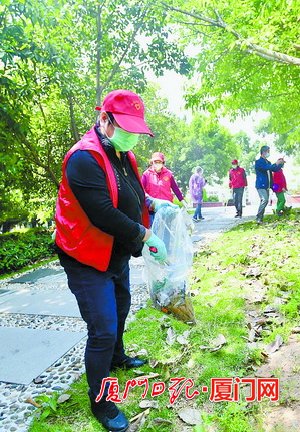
left=59, top=254, right=131, bottom=400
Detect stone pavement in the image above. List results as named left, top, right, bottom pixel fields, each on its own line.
left=0, top=204, right=259, bottom=431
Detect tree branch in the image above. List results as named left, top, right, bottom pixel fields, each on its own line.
left=163, top=3, right=300, bottom=66
left=68, top=93, right=80, bottom=142
left=99, top=5, right=149, bottom=94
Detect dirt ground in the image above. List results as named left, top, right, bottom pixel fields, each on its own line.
left=255, top=333, right=300, bottom=431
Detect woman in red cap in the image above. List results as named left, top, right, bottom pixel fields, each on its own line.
left=55, top=89, right=171, bottom=432
left=229, top=159, right=247, bottom=218
left=141, top=152, right=184, bottom=223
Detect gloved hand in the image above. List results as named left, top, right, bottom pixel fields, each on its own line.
left=152, top=198, right=178, bottom=212
left=145, top=233, right=167, bottom=263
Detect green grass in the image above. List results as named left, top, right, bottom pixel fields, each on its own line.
left=29, top=209, right=300, bottom=432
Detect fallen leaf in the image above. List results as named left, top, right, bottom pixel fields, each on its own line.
left=148, top=359, right=159, bottom=368
left=135, top=372, right=160, bottom=380
left=264, top=335, right=284, bottom=355
left=139, top=400, right=159, bottom=409
left=187, top=358, right=195, bottom=369
left=273, top=297, right=286, bottom=306
left=248, top=328, right=256, bottom=342
left=176, top=331, right=190, bottom=345
left=264, top=306, right=277, bottom=314
left=166, top=327, right=176, bottom=345
left=25, top=397, right=41, bottom=408
left=247, top=295, right=266, bottom=304
left=57, top=394, right=71, bottom=404
left=291, top=327, right=300, bottom=334
left=130, top=408, right=150, bottom=423
left=136, top=348, right=148, bottom=357
left=253, top=317, right=268, bottom=326
left=242, top=266, right=262, bottom=278
left=200, top=334, right=227, bottom=352
left=152, top=417, right=173, bottom=425
left=127, top=344, right=139, bottom=352
left=132, top=369, right=147, bottom=375
left=178, top=407, right=202, bottom=425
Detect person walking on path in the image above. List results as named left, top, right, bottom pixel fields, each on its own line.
left=55, top=89, right=173, bottom=432
left=255, top=146, right=284, bottom=224
left=189, top=166, right=206, bottom=222
left=141, top=152, right=184, bottom=224
left=141, top=152, right=184, bottom=203
left=272, top=161, right=289, bottom=215
left=229, top=159, right=247, bottom=218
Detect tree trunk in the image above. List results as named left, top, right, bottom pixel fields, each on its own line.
left=96, top=4, right=102, bottom=106
left=68, top=94, right=80, bottom=142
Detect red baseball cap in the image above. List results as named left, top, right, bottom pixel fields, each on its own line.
left=151, top=152, right=165, bottom=163
left=231, top=159, right=238, bottom=165
left=95, top=89, right=154, bottom=137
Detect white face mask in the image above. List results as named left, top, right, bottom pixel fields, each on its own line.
left=265, top=152, right=270, bottom=158
left=232, top=165, right=237, bottom=169
left=153, top=162, right=163, bottom=172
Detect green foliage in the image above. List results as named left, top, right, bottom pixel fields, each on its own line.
left=35, top=393, right=60, bottom=421
left=0, top=228, right=55, bottom=274
left=204, top=195, right=219, bottom=202
left=171, top=114, right=241, bottom=187
left=0, top=189, right=29, bottom=227
left=166, top=0, right=300, bottom=153
left=0, top=0, right=190, bottom=202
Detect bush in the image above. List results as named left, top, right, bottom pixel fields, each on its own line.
left=0, top=228, right=56, bottom=275
left=205, top=195, right=219, bottom=202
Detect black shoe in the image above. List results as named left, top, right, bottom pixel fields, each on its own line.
left=111, top=355, right=147, bottom=371
left=234, top=214, right=239, bottom=218
left=89, top=394, right=129, bottom=432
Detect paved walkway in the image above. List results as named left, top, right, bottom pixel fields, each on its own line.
left=0, top=204, right=260, bottom=431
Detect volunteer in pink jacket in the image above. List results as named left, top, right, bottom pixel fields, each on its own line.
left=142, top=152, right=184, bottom=201
left=141, top=152, right=184, bottom=224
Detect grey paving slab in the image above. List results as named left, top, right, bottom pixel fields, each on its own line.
left=9, top=268, right=65, bottom=284
left=5, top=262, right=143, bottom=288
left=0, top=326, right=86, bottom=384
left=0, top=289, right=81, bottom=317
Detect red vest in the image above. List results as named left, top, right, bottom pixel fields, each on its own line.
left=229, top=167, right=247, bottom=189
left=55, top=127, right=149, bottom=271
left=272, top=169, right=287, bottom=193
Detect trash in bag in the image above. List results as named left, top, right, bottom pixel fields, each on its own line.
left=143, top=207, right=196, bottom=324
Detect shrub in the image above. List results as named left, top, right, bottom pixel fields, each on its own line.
left=0, top=228, right=56, bottom=275
left=205, top=195, right=219, bottom=202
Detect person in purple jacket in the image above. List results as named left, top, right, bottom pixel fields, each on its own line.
left=189, top=166, right=206, bottom=222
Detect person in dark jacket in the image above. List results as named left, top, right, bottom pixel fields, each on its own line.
left=55, top=89, right=173, bottom=432
left=229, top=159, right=247, bottom=218
left=255, top=146, right=284, bottom=224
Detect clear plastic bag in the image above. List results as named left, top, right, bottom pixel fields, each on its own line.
left=142, top=207, right=196, bottom=324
